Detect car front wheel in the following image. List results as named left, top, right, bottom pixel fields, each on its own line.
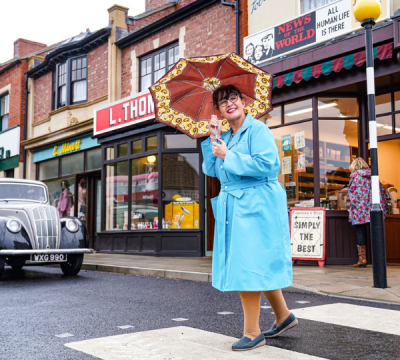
left=60, top=254, right=84, bottom=276
left=7, top=257, right=26, bottom=270
left=0, top=256, right=5, bottom=279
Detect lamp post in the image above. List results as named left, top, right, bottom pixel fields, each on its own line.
left=354, top=0, right=387, bottom=288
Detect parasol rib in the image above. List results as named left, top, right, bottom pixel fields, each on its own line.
left=214, top=57, right=229, bottom=79
left=169, top=87, right=207, bottom=108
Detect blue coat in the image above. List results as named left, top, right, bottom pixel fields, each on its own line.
left=202, top=114, right=292, bottom=292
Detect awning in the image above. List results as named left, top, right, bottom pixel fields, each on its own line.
left=272, top=42, right=393, bottom=89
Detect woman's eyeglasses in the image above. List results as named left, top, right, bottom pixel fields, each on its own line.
left=218, top=94, right=239, bottom=108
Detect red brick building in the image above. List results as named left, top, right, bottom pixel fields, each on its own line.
left=0, top=39, right=53, bottom=178
left=93, top=0, right=248, bottom=255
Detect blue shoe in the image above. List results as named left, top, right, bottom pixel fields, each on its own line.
left=263, top=312, right=298, bottom=338
left=232, top=333, right=265, bottom=351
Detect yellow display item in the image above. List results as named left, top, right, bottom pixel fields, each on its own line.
left=172, top=194, right=182, bottom=201
left=164, top=201, right=200, bottom=229
left=353, top=0, right=381, bottom=22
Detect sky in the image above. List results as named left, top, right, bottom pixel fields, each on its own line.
left=0, top=0, right=146, bottom=64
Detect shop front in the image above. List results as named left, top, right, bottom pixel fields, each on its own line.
left=259, top=19, right=400, bottom=265
left=94, top=92, right=205, bottom=256
left=32, top=134, right=102, bottom=248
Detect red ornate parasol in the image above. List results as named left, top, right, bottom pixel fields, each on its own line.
left=149, top=52, right=273, bottom=139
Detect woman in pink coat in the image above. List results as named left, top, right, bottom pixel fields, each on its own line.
left=348, top=157, right=386, bottom=267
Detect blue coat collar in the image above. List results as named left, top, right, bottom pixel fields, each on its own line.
left=222, top=113, right=254, bottom=149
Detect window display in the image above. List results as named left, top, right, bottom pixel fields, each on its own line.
left=131, top=155, right=159, bottom=229
left=270, top=121, right=313, bottom=207
left=44, top=177, right=75, bottom=217
left=162, top=153, right=200, bottom=229
left=319, top=119, right=358, bottom=210
left=105, top=161, right=128, bottom=231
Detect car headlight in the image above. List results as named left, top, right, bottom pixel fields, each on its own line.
left=7, top=219, right=22, bottom=233
left=66, top=219, right=79, bottom=233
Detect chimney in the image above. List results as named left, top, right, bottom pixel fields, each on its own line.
left=14, top=39, right=47, bottom=58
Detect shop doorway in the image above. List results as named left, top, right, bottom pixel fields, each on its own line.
left=377, top=138, right=400, bottom=264
left=76, top=172, right=101, bottom=249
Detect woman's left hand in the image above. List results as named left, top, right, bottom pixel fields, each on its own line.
left=212, top=139, right=227, bottom=160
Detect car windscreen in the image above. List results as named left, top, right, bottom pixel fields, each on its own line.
left=0, top=184, right=47, bottom=202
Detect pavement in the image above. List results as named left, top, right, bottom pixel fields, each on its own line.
left=81, top=253, right=400, bottom=304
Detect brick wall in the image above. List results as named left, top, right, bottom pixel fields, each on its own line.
left=14, top=39, right=47, bottom=58
left=0, top=60, right=29, bottom=161
left=122, top=2, right=235, bottom=97
left=88, top=43, right=108, bottom=101
left=129, top=0, right=197, bottom=31
left=33, top=72, right=52, bottom=123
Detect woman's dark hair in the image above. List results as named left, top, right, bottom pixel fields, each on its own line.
left=212, top=85, right=243, bottom=109
left=61, top=180, right=70, bottom=188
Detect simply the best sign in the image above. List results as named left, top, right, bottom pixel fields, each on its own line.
left=290, top=208, right=326, bottom=266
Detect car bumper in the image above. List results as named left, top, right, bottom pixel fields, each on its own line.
left=0, top=249, right=94, bottom=256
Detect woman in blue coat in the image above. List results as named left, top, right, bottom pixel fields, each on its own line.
left=202, top=85, right=297, bottom=351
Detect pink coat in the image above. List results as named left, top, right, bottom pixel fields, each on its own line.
left=348, top=169, right=386, bottom=225
left=57, top=189, right=72, bottom=217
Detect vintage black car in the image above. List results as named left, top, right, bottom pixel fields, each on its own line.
left=0, top=178, right=93, bottom=279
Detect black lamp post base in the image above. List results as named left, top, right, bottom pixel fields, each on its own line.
left=370, top=204, right=387, bottom=288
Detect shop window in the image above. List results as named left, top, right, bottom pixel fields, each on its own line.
left=376, top=93, right=391, bottom=115
left=105, top=146, right=114, bottom=160
left=118, top=143, right=128, bottom=157
left=53, top=55, right=88, bottom=109
left=44, top=177, right=75, bottom=217
left=0, top=93, right=9, bottom=132
left=395, top=114, right=400, bottom=133
left=301, top=0, right=336, bottom=13
left=270, top=122, right=314, bottom=208
left=86, top=147, right=102, bottom=170
left=164, top=134, right=197, bottom=148
left=61, top=152, right=84, bottom=176
left=376, top=115, right=393, bottom=136
left=146, top=136, right=157, bottom=151
left=39, top=158, right=59, bottom=180
left=5, top=169, right=14, bottom=178
left=162, top=153, right=200, bottom=229
left=132, top=139, right=142, bottom=154
left=318, top=98, right=359, bottom=118
left=131, top=155, right=159, bottom=229
left=284, top=98, right=313, bottom=123
left=394, top=91, right=400, bottom=111
left=139, top=43, right=179, bottom=91
left=105, top=161, right=129, bottom=231
left=319, top=119, right=358, bottom=210
left=262, top=105, right=281, bottom=127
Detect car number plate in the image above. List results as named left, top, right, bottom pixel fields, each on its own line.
left=30, top=254, right=67, bottom=262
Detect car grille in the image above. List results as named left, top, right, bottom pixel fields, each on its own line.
left=32, top=206, right=60, bottom=249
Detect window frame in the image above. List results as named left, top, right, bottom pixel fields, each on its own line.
left=52, top=55, right=88, bottom=110
left=139, top=42, right=179, bottom=92
left=0, top=92, right=10, bottom=132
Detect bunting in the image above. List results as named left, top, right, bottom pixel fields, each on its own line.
left=272, top=42, right=393, bottom=89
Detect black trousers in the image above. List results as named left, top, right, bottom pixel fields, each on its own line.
left=355, top=223, right=367, bottom=247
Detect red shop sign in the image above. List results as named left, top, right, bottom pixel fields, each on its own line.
left=94, top=91, right=155, bottom=136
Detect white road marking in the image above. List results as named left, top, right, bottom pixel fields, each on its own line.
left=65, top=326, right=327, bottom=360
left=117, top=325, right=135, bottom=329
left=55, top=333, right=74, bottom=338
left=295, top=303, right=400, bottom=336
left=217, top=312, right=233, bottom=315
left=296, top=301, right=310, bottom=304
left=260, top=306, right=271, bottom=309
left=172, top=318, right=188, bottom=321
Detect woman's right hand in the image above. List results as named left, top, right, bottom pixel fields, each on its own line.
left=209, top=115, right=221, bottom=142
